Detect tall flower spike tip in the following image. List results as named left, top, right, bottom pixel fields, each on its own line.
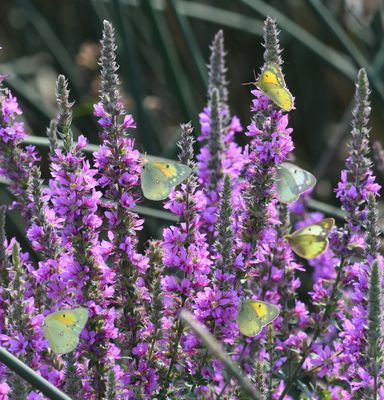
left=178, top=122, right=195, bottom=167
left=365, top=194, right=380, bottom=258
left=46, top=119, right=58, bottom=156
left=55, top=75, right=74, bottom=151
left=366, top=196, right=382, bottom=397
left=215, top=174, right=233, bottom=272
left=350, top=68, right=371, bottom=162
left=255, top=361, right=267, bottom=400
left=367, top=259, right=382, bottom=390
left=104, top=369, right=117, bottom=400
left=8, top=242, right=26, bottom=322
left=56, top=75, right=73, bottom=129
left=0, top=205, right=10, bottom=283
left=28, top=165, right=60, bottom=258
left=64, top=352, right=83, bottom=400
left=100, top=20, right=122, bottom=116
left=208, top=88, right=223, bottom=188
left=208, top=30, right=228, bottom=107
left=336, top=68, right=380, bottom=230
left=263, top=16, right=283, bottom=66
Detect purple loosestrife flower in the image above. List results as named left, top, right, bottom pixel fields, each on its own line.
left=331, top=70, right=381, bottom=394
left=196, top=31, right=244, bottom=240
left=41, top=75, right=119, bottom=399
left=191, top=176, right=241, bottom=395
left=334, top=195, right=384, bottom=397
left=26, top=166, right=61, bottom=261
left=241, top=17, right=297, bottom=298
left=0, top=242, right=56, bottom=398
left=160, top=123, right=213, bottom=397
left=237, top=18, right=316, bottom=400
left=300, top=69, right=383, bottom=398
left=94, top=21, right=156, bottom=398
left=0, top=81, right=39, bottom=216
left=335, top=69, right=380, bottom=247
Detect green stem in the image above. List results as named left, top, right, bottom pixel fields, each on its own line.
left=0, top=347, right=72, bottom=400
left=217, top=343, right=248, bottom=399
left=278, top=258, right=346, bottom=399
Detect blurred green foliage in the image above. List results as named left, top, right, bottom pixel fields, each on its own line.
left=0, top=0, right=384, bottom=244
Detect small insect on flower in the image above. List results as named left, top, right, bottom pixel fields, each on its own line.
left=243, top=63, right=294, bottom=111
left=140, top=155, right=192, bottom=201
left=285, top=218, right=335, bottom=259
left=237, top=300, right=280, bottom=337
left=42, top=308, right=89, bottom=354
left=277, top=162, right=317, bottom=204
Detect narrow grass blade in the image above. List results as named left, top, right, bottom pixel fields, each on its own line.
left=0, top=347, right=72, bottom=400
left=307, top=0, right=384, bottom=101
left=142, top=0, right=199, bottom=125
left=239, top=0, right=357, bottom=80
left=15, top=0, right=83, bottom=92
left=111, top=0, right=160, bottom=153
left=180, top=310, right=262, bottom=400
left=167, top=0, right=208, bottom=89
left=177, top=1, right=264, bottom=35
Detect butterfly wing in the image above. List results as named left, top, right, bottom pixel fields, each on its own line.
left=277, top=162, right=317, bottom=204
left=257, top=63, right=293, bottom=111
left=259, top=63, right=285, bottom=86
left=247, top=300, right=280, bottom=326
left=141, top=157, right=192, bottom=201
left=286, top=218, right=335, bottom=259
left=43, top=308, right=88, bottom=354
left=43, top=323, right=79, bottom=354
left=237, top=301, right=262, bottom=337
left=259, top=84, right=293, bottom=112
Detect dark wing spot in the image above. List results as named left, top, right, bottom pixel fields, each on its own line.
left=308, top=228, right=312, bottom=232
left=62, top=314, right=66, bottom=318
left=166, top=164, right=170, bottom=169
left=258, top=304, right=261, bottom=309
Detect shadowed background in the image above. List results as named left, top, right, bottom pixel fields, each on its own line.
left=0, top=0, right=383, bottom=251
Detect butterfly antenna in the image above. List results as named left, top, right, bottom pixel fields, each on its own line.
left=242, top=69, right=258, bottom=86
left=139, top=144, right=148, bottom=164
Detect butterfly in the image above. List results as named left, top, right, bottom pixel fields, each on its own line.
left=285, top=218, right=335, bottom=259
left=140, top=156, right=192, bottom=201
left=237, top=300, right=280, bottom=337
left=244, top=63, right=294, bottom=111
left=42, top=307, right=89, bottom=354
left=277, top=162, right=317, bottom=204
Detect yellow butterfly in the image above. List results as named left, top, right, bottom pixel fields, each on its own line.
left=277, top=162, right=316, bottom=204
left=237, top=300, right=279, bottom=337
left=285, top=218, right=335, bottom=259
left=244, top=63, right=294, bottom=111
left=141, top=156, right=192, bottom=201
left=43, top=307, right=89, bottom=354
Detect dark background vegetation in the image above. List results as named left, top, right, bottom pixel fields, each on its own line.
left=0, top=0, right=383, bottom=252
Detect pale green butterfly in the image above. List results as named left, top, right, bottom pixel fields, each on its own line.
left=237, top=300, right=280, bottom=337
left=43, top=307, right=89, bottom=354
left=141, top=156, right=192, bottom=201
left=244, top=63, right=294, bottom=111
left=277, top=162, right=316, bottom=204
left=285, top=218, right=335, bottom=259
